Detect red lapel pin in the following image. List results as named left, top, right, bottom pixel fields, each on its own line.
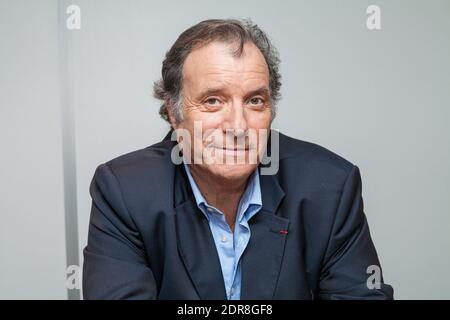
left=279, top=230, right=289, bottom=235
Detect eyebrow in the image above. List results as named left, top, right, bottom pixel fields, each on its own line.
left=197, top=87, right=227, bottom=99
left=244, top=86, right=270, bottom=99
left=197, top=86, right=270, bottom=100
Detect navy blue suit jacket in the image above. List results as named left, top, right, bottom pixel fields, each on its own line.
left=83, top=131, right=393, bottom=299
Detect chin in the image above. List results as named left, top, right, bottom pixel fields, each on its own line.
left=206, top=163, right=258, bottom=181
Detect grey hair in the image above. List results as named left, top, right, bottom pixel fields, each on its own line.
left=153, top=19, right=282, bottom=124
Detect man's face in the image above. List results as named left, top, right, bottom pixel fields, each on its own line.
left=171, top=41, right=272, bottom=181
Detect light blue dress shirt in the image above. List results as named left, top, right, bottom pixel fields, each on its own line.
left=182, top=163, right=262, bottom=300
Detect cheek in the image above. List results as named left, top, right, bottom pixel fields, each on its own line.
left=195, top=113, right=225, bottom=132
left=247, top=111, right=272, bottom=130
left=248, top=114, right=272, bottom=151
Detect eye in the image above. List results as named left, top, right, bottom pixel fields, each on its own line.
left=204, top=97, right=222, bottom=106
left=248, top=97, right=265, bottom=106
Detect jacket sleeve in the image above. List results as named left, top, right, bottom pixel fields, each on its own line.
left=318, top=165, right=394, bottom=300
left=82, top=164, right=157, bottom=300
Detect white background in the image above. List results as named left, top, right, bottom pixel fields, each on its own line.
left=1, top=0, right=449, bottom=299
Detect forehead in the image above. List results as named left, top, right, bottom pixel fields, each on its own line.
left=182, top=41, right=269, bottom=91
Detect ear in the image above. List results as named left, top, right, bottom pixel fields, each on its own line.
left=165, top=101, right=179, bottom=130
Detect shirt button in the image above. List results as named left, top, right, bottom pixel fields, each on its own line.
left=206, top=207, right=214, bottom=213
left=221, top=235, right=227, bottom=242
left=230, top=287, right=235, bottom=295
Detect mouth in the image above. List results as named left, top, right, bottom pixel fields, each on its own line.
left=203, top=144, right=259, bottom=164
left=205, top=143, right=249, bottom=151
left=220, top=147, right=248, bottom=151
left=212, top=146, right=250, bottom=152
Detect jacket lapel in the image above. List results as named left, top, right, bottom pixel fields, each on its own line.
left=173, top=163, right=227, bottom=300
left=240, top=169, right=290, bottom=300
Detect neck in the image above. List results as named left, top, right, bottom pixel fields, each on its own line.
left=188, top=165, right=251, bottom=231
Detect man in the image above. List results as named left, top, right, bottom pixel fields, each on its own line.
left=83, top=19, right=393, bottom=300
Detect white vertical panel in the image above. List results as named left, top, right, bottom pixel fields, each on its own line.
left=0, top=0, right=67, bottom=299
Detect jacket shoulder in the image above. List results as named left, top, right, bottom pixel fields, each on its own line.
left=280, top=133, right=353, bottom=168
left=278, top=132, right=356, bottom=190
left=104, top=138, right=175, bottom=172
left=92, top=137, right=177, bottom=213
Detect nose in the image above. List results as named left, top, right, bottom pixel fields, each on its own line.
left=222, top=99, right=248, bottom=134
